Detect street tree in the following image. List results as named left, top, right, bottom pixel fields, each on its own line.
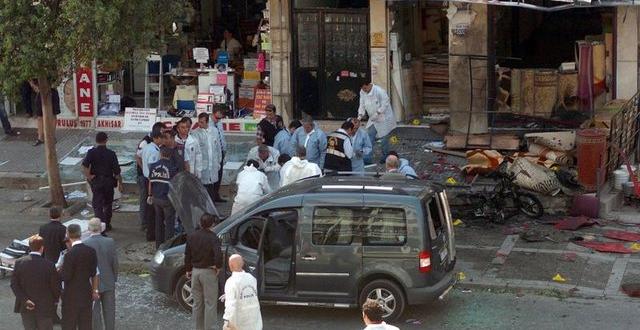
left=0, top=0, right=185, bottom=207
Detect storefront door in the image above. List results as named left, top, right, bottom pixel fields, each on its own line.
left=293, top=9, right=369, bottom=120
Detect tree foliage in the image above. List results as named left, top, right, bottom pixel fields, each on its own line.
left=0, top=0, right=186, bottom=95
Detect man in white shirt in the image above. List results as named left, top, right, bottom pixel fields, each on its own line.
left=220, top=29, right=243, bottom=62
left=280, top=146, right=322, bottom=187
left=247, top=143, right=281, bottom=191
left=222, top=254, right=262, bottom=330
left=361, top=299, right=399, bottom=330
left=232, top=160, right=271, bottom=215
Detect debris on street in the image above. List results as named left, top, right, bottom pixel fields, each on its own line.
left=576, top=242, right=634, bottom=254
left=554, top=216, right=600, bottom=231
left=603, top=230, right=640, bottom=242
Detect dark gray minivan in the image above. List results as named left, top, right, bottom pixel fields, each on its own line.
left=150, top=173, right=456, bottom=321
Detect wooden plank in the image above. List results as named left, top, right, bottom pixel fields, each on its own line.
left=444, top=134, right=520, bottom=150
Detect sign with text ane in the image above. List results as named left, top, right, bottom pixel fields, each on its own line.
left=123, top=108, right=157, bottom=132
left=75, top=67, right=94, bottom=117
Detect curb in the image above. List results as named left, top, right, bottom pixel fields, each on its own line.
left=455, top=277, right=639, bottom=302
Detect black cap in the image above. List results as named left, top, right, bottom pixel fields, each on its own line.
left=96, top=132, right=108, bottom=143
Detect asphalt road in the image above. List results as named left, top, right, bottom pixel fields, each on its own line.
left=1, top=272, right=640, bottom=330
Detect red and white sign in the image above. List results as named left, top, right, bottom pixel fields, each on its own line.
left=253, top=89, right=271, bottom=119
left=75, top=67, right=94, bottom=117
left=56, top=118, right=94, bottom=129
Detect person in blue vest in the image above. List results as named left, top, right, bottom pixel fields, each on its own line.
left=349, top=117, right=372, bottom=174
left=324, top=120, right=356, bottom=173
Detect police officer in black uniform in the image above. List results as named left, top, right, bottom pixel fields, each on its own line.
left=324, top=120, right=356, bottom=173
left=82, top=132, right=122, bottom=232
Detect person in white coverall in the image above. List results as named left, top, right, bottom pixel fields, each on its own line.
left=280, top=146, right=322, bottom=187
left=246, top=142, right=281, bottom=191
left=222, top=254, right=262, bottom=330
left=231, top=160, right=271, bottom=215
left=191, top=113, right=221, bottom=203
left=357, top=82, right=397, bottom=164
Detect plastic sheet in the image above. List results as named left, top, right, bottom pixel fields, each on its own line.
left=168, top=172, right=219, bottom=234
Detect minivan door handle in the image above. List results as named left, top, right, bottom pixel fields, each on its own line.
left=301, top=255, right=317, bottom=261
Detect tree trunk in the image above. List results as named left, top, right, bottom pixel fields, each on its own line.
left=38, top=76, right=66, bottom=207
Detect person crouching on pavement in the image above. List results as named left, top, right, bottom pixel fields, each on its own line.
left=361, top=299, right=399, bottom=330
left=222, top=254, right=262, bottom=330
left=184, top=214, right=223, bottom=330
left=232, top=160, right=271, bottom=215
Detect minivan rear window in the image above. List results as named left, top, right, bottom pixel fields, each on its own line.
left=312, top=207, right=358, bottom=245
left=362, top=208, right=407, bottom=246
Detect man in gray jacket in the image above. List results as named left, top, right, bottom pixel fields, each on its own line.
left=84, top=218, right=118, bottom=330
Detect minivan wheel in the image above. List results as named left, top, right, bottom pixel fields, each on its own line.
left=359, top=280, right=406, bottom=322
left=174, top=273, right=193, bottom=312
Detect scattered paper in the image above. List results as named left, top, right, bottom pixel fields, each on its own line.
left=78, top=146, right=94, bottom=154
left=59, top=157, right=83, bottom=166
left=66, top=190, right=87, bottom=199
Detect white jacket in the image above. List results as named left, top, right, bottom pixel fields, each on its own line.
left=190, top=127, right=221, bottom=184
left=232, top=165, right=271, bottom=214
left=358, top=84, right=397, bottom=138
left=280, top=157, right=322, bottom=187
left=223, top=271, right=262, bottom=330
left=183, top=134, right=202, bottom=176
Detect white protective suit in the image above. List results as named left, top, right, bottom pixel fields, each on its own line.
left=223, top=271, right=263, bottom=330
left=357, top=84, right=397, bottom=139
left=190, top=127, right=221, bottom=185
left=246, top=145, right=281, bottom=191
left=232, top=165, right=271, bottom=215
left=279, top=157, right=322, bottom=187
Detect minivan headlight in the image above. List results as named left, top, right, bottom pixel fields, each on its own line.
left=153, top=250, right=165, bottom=264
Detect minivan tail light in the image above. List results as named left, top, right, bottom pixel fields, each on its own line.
left=419, top=251, right=432, bottom=273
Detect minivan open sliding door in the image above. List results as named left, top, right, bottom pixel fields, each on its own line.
left=295, top=194, right=364, bottom=304
left=224, top=217, right=269, bottom=292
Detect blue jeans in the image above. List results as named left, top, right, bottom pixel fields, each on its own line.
left=0, top=97, right=12, bottom=133
left=364, top=125, right=390, bottom=164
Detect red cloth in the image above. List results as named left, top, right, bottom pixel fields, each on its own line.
left=554, top=216, right=598, bottom=231
left=577, top=241, right=633, bottom=254
left=604, top=230, right=640, bottom=242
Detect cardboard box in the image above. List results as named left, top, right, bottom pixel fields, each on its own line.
left=243, top=70, right=261, bottom=81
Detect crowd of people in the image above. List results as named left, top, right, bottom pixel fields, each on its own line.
left=9, top=82, right=410, bottom=330
left=11, top=212, right=117, bottom=330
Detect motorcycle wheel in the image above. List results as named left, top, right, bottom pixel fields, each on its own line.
left=517, top=192, right=544, bottom=218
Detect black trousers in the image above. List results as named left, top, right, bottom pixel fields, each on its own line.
left=62, top=304, right=91, bottom=330
left=212, top=152, right=225, bottom=199
left=92, top=183, right=114, bottom=225
left=21, top=312, right=53, bottom=330
left=204, top=184, right=216, bottom=205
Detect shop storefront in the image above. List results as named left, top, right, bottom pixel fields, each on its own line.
left=6, top=0, right=276, bottom=134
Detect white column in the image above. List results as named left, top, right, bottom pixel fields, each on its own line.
left=616, top=7, right=638, bottom=99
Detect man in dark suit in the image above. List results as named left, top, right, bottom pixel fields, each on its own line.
left=83, top=218, right=118, bottom=330
left=38, top=206, right=67, bottom=264
left=10, top=235, right=61, bottom=330
left=61, top=224, right=99, bottom=330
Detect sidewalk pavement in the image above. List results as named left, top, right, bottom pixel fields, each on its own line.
left=454, top=217, right=640, bottom=300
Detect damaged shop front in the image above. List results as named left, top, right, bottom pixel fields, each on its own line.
left=386, top=0, right=640, bottom=219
